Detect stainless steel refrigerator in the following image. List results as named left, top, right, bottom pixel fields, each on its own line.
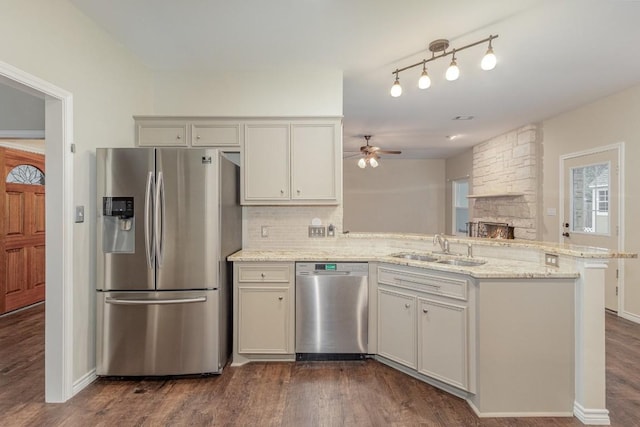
left=95, top=148, right=241, bottom=376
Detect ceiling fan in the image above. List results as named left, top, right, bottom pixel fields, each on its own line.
left=348, top=135, right=401, bottom=168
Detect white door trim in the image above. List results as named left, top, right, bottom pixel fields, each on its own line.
left=0, top=60, right=74, bottom=402
left=559, top=142, right=626, bottom=318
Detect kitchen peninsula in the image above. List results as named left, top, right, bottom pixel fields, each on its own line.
left=229, top=233, right=636, bottom=425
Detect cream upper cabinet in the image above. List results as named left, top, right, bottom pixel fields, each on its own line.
left=136, top=119, right=188, bottom=147
left=191, top=121, right=241, bottom=147
left=243, top=123, right=290, bottom=201
left=291, top=122, right=338, bottom=201
left=241, top=117, right=342, bottom=205
left=134, top=117, right=241, bottom=148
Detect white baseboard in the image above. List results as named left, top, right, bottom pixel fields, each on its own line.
left=72, top=369, right=97, bottom=396
left=467, top=399, right=573, bottom=418
left=619, top=309, right=640, bottom=325
left=573, top=401, right=610, bottom=425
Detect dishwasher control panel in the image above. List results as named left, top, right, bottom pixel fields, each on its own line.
left=296, top=262, right=369, bottom=275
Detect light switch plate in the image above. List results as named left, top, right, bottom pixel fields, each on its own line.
left=545, top=253, right=559, bottom=267
left=75, top=205, right=85, bottom=223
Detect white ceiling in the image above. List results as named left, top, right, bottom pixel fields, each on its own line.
left=70, top=0, right=640, bottom=159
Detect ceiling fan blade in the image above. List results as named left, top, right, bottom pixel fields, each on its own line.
left=343, top=153, right=362, bottom=159
left=377, top=150, right=402, bottom=154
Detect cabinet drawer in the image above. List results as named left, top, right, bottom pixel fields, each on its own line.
left=237, top=264, right=291, bottom=283
left=378, top=266, right=468, bottom=301
left=191, top=123, right=241, bottom=147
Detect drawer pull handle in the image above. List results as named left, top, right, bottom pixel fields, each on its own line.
left=278, top=296, right=284, bottom=301
left=423, top=308, right=429, bottom=313
left=261, top=273, right=265, bottom=278
left=397, top=278, right=441, bottom=289
left=404, top=303, right=411, bottom=308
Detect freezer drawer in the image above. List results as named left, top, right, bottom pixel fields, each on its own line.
left=96, top=290, right=221, bottom=376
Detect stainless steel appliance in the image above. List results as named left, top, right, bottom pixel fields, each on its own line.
left=295, top=262, right=368, bottom=359
left=96, top=148, right=241, bottom=376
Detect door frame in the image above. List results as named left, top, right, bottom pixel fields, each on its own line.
left=559, top=142, right=625, bottom=315
left=0, top=60, right=74, bottom=402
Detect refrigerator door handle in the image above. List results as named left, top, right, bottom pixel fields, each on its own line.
left=144, top=171, right=155, bottom=269
left=155, top=171, right=165, bottom=267
left=105, top=296, right=207, bottom=305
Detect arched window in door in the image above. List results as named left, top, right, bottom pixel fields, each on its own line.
left=6, top=164, right=45, bottom=185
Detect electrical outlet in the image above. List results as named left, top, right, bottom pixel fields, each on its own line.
left=308, top=226, right=326, bottom=238
left=261, top=226, right=269, bottom=238
left=327, top=224, right=335, bottom=237
left=545, top=253, right=559, bottom=267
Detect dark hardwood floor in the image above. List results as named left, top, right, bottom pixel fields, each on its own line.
left=1, top=304, right=639, bottom=426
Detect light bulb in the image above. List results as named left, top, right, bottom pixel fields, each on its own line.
left=481, top=47, right=496, bottom=71
left=418, top=69, right=431, bottom=89
left=358, top=157, right=366, bottom=168
left=390, top=75, right=402, bottom=97
left=446, top=58, right=460, bottom=81
left=369, top=157, right=379, bottom=168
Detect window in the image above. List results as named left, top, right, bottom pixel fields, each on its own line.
left=571, top=162, right=609, bottom=234
left=6, top=164, right=45, bottom=185
left=452, top=179, right=469, bottom=236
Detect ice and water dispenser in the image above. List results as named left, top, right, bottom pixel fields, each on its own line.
left=102, top=197, right=135, bottom=253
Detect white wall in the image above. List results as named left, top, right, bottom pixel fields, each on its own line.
left=0, top=84, right=44, bottom=133
left=152, top=69, right=343, bottom=116
left=0, top=0, right=153, bottom=382
left=343, top=159, right=445, bottom=234
left=542, top=83, right=640, bottom=319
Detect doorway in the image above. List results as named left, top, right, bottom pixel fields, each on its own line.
left=560, top=144, right=623, bottom=312
left=0, top=60, right=74, bottom=402
left=451, top=179, right=469, bottom=236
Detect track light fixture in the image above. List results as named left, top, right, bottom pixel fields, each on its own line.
left=390, top=34, right=498, bottom=97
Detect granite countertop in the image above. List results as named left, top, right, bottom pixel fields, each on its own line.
left=228, top=248, right=580, bottom=279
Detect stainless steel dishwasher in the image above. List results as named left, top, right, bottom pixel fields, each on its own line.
left=295, top=262, right=368, bottom=360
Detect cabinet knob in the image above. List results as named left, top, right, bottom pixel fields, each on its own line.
left=176, top=135, right=181, bottom=139
left=423, top=309, right=429, bottom=313
left=297, top=189, right=301, bottom=195
left=196, top=135, right=201, bottom=140
left=405, top=303, right=410, bottom=309
left=280, top=190, right=284, bottom=195
left=278, top=296, right=284, bottom=301
left=261, top=273, right=265, bottom=278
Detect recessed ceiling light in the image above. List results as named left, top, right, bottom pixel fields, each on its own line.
left=453, top=115, right=474, bottom=120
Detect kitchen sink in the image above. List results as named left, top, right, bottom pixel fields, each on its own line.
left=436, top=259, right=487, bottom=267
left=390, top=253, right=438, bottom=262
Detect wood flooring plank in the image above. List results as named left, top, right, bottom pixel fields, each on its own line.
left=1, top=305, right=639, bottom=426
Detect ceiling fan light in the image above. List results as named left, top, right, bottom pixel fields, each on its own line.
left=481, top=47, right=497, bottom=71
left=390, top=76, right=402, bottom=97
left=418, top=69, right=431, bottom=89
left=358, top=157, right=366, bottom=168
left=446, top=59, right=460, bottom=81
left=369, top=157, right=379, bottom=168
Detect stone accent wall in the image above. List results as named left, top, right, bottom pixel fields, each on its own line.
left=472, top=124, right=540, bottom=240
left=244, top=205, right=343, bottom=249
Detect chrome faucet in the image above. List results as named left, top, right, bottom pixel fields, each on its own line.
left=433, top=233, right=450, bottom=254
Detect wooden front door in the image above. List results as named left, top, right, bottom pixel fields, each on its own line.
left=0, top=148, right=46, bottom=315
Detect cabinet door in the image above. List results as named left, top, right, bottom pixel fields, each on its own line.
left=238, top=287, right=291, bottom=354
left=191, top=122, right=241, bottom=147
left=377, top=288, right=417, bottom=369
left=291, top=123, right=338, bottom=201
left=136, top=121, right=188, bottom=147
left=418, top=298, right=468, bottom=390
left=243, top=124, right=290, bottom=201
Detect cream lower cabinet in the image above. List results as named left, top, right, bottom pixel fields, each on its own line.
left=233, top=262, right=295, bottom=365
left=377, top=264, right=471, bottom=392
left=418, top=298, right=468, bottom=390
left=377, top=287, right=417, bottom=369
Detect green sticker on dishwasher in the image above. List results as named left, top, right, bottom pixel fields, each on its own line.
left=325, top=264, right=337, bottom=270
